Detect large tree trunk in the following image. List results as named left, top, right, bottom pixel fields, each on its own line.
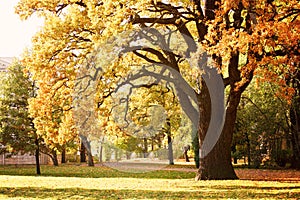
left=195, top=75, right=239, bottom=180
left=193, top=0, right=238, bottom=180
left=197, top=109, right=239, bottom=179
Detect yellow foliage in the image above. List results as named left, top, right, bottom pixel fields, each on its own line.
left=16, top=0, right=300, bottom=148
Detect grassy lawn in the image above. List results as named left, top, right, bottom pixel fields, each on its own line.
left=0, top=164, right=299, bottom=199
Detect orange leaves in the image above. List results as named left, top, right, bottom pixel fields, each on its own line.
left=255, top=67, right=295, bottom=105
left=205, top=0, right=299, bottom=102
left=222, top=0, right=240, bottom=12
left=276, top=87, right=295, bottom=105
left=221, top=0, right=257, bottom=13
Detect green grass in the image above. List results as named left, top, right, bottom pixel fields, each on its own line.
left=0, top=164, right=196, bottom=179
left=0, top=164, right=299, bottom=199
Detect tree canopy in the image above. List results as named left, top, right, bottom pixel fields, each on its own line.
left=0, top=61, right=35, bottom=154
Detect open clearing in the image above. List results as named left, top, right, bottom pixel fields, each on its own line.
left=0, top=164, right=299, bottom=199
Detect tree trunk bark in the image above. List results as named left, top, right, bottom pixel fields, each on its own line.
left=99, top=143, right=103, bottom=163
left=35, top=137, right=41, bottom=175
left=80, top=135, right=94, bottom=166
left=61, top=146, right=66, bottom=164
left=167, top=134, right=174, bottom=165
left=245, top=132, right=251, bottom=167
left=87, top=150, right=94, bottom=166
left=196, top=112, right=239, bottom=180
left=143, top=138, right=148, bottom=158
left=290, top=100, right=300, bottom=169
left=183, top=145, right=190, bottom=162
left=232, top=144, right=238, bottom=164
left=195, top=78, right=239, bottom=180
left=80, top=140, right=86, bottom=163
left=192, top=132, right=200, bottom=167
left=51, top=150, right=59, bottom=166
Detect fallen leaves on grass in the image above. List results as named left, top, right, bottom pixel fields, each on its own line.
left=235, top=169, right=300, bottom=181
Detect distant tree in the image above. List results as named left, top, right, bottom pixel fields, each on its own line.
left=183, top=145, right=191, bottom=162
left=80, top=135, right=94, bottom=166
left=0, top=61, right=40, bottom=174
left=286, top=68, right=300, bottom=169
left=234, top=80, right=290, bottom=168
left=0, top=61, right=67, bottom=169
left=100, top=83, right=184, bottom=164
left=80, top=140, right=87, bottom=163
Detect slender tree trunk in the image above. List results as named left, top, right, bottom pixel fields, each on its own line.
left=87, top=150, right=94, bottom=166
left=61, top=145, right=66, bottom=164
left=232, top=144, right=238, bottom=164
left=151, top=138, right=154, bottom=151
left=183, top=145, right=190, bottom=162
left=290, top=99, right=300, bottom=169
left=192, top=133, right=199, bottom=168
left=143, top=138, right=148, bottom=158
left=35, top=137, right=41, bottom=175
left=164, top=118, right=174, bottom=165
left=245, top=132, right=251, bottom=167
left=98, top=137, right=105, bottom=163
left=80, top=135, right=94, bottom=166
left=99, top=143, right=103, bottom=163
left=51, top=150, right=59, bottom=166
left=167, top=134, right=174, bottom=165
left=80, top=140, right=86, bottom=163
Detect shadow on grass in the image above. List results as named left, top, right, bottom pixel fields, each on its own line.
left=1, top=186, right=299, bottom=199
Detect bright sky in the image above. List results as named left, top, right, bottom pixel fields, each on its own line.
left=0, top=0, right=43, bottom=58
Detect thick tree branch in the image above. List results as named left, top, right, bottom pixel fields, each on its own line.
left=132, top=17, right=177, bottom=25
left=175, top=20, right=198, bottom=56
left=133, top=51, right=161, bottom=65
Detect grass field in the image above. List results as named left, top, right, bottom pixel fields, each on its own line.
left=0, top=164, right=299, bottom=199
